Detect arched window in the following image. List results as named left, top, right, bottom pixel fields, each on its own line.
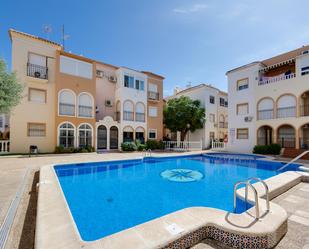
left=59, top=90, right=75, bottom=116
left=135, top=102, right=145, bottom=122
left=59, top=122, right=75, bottom=148
left=123, top=100, right=134, bottom=121
left=78, top=124, right=92, bottom=147
left=257, top=98, right=274, bottom=120
left=78, top=93, right=93, bottom=117
left=277, top=95, right=296, bottom=118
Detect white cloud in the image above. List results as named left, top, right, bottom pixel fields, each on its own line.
left=173, top=4, right=208, bottom=14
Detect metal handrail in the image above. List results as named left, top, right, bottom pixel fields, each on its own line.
left=278, top=150, right=309, bottom=171
left=143, top=149, right=152, bottom=157
left=233, top=180, right=260, bottom=219
left=246, top=177, right=270, bottom=211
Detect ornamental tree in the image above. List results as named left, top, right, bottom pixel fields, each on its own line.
left=0, top=58, right=23, bottom=113
left=164, top=96, right=206, bottom=141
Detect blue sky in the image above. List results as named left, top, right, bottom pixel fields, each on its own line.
left=1, top=0, right=309, bottom=96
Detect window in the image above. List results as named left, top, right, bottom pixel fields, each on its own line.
left=59, top=122, right=75, bottom=148
left=28, top=53, right=46, bottom=66
left=209, top=113, right=215, bottom=123
left=124, top=75, right=134, bottom=88
left=78, top=93, right=93, bottom=118
left=27, top=123, right=46, bottom=137
left=209, top=132, right=215, bottom=141
left=59, top=90, right=76, bottom=116
left=237, top=78, right=249, bottom=91
left=78, top=124, right=92, bottom=147
left=220, top=98, right=225, bottom=106
left=135, top=79, right=145, bottom=91
left=60, top=55, right=93, bottom=79
left=237, top=103, right=249, bottom=115
left=148, top=129, right=157, bottom=139
left=0, top=115, right=4, bottom=129
left=148, top=83, right=158, bottom=92
left=209, top=95, right=215, bottom=104
left=27, top=53, right=48, bottom=79
left=237, top=128, right=249, bottom=139
left=149, top=106, right=158, bottom=117
left=225, top=101, right=228, bottom=107
left=28, top=88, right=46, bottom=103
left=301, top=66, right=309, bottom=76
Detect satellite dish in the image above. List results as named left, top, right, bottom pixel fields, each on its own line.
left=43, top=24, right=52, bottom=39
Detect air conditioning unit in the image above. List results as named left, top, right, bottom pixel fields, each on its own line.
left=96, top=70, right=104, bottom=78
left=244, top=116, right=253, bottom=122
left=105, top=100, right=113, bottom=107
left=108, top=76, right=117, bottom=83
left=302, top=50, right=309, bottom=55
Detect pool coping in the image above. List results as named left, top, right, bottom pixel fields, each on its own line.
left=35, top=153, right=309, bottom=249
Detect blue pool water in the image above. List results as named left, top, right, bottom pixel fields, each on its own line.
left=54, top=154, right=300, bottom=241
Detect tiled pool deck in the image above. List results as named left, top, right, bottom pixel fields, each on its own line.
left=0, top=151, right=308, bottom=249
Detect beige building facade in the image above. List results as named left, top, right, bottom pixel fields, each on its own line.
left=6, top=29, right=164, bottom=153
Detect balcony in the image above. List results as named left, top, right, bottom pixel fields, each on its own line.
left=78, top=105, right=93, bottom=118
left=277, top=106, right=296, bottom=119
left=135, top=112, right=145, bottom=122
left=148, top=91, right=159, bottom=101
left=257, top=109, right=274, bottom=120
left=27, top=63, right=48, bottom=80
left=258, top=73, right=295, bottom=86
left=59, top=103, right=75, bottom=116
left=123, top=111, right=134, bottom=121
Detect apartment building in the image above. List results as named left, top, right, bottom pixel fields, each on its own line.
left=6, top=29, right=164, bottom=153
left=165, top=84, right=228, bottom=149
left=227, top=45, right=309, bottom=154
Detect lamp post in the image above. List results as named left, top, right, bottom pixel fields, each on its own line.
left=187, top=123, right=191, bottom=150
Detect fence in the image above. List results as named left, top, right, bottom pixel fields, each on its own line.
left=211, top=140, right=227, bottom=151
left=163, top=141, right=202, bottom=151
left=0, top=140, right=10, bottom=153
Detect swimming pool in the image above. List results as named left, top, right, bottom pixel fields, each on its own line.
left=54, top=154, right=301, bottom=241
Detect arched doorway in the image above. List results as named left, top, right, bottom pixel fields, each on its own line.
left=97, top=125, right=107, bottom=149
left=110, top=126, right=119, bottom=149
left=123, top=126, right=134, bottom=142
left=135, top=127, right=145, bottom=143
left=257, top=126, right=273, bottom=145
left=300, top=123, right=309, bottom=149
left=277, top=125, right=295, bottom=148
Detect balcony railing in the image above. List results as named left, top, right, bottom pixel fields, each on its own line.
left=27, top=63, right=48, bottom=80
left=135, top=112, right=145, bottom=122
left=277, top=106, right=296, bottom=119
left=148, top=91, right=159, bottom=101
left=59, top=103, right=75, bottom=116
left=123, top=111, right=134, bottom=121
left=258, top=73, right=295, bottom=86
left=78, top=105, right=93, bottom=118
left=0, top=140, right=10, bottom=153
left=257, top=109, right=274, bottom=120
left=300, top=105, right=309, bottom=117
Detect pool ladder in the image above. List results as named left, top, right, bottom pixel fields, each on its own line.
left=143, top=149, right=152, bottom=157
left=233, top=177, right=270, bottom=219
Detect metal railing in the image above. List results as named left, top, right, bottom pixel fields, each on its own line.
left=27, top=63, right=48, bottom=80
left=300, top=104, right=309, bottom=117
left=0, top=140, right=10, bottom=153
left=78, top=105, right=93, bottom=118
left=123, top=111, right=134, bottom=121
left=258, top=73, right=296, bottom=86
left=59, top=103, right=75, bottom=116
left=278, top=137, right=296, bottom=148
left=143, top=149, right=152, bottom=157
left=234, top=177, right=270, bottom=219
left=278, top=150, right=309, bottom=171
left=135, top=112, right=145, bottom=122
left=148, top=91, right=159, bottom=100
left=276, top=106, right=296, bottom=119
left=257, top=109, right=274, bottom=120
left=163, top=140, right=202, bottom=151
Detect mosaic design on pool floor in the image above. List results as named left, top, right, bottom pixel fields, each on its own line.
left=160, top=169, right=204, bottom=182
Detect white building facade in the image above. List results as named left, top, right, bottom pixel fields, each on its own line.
left=227, top=46, right=309, bottom=153
left=166, top=84, right=228, bottom=149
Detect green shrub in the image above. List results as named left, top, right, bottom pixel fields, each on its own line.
left=134, top=140, right=146, bottom=151
left=55, top=145, right=95, bottom=154
left=268, top=144, right=281, bottom=155
left=121, top=142, right=137, bottom=151
left=55, top=145, right=65, bottom=153
left=145, top=140, right=159, bottom=150
left=253, top=144, right=281, bottom=155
